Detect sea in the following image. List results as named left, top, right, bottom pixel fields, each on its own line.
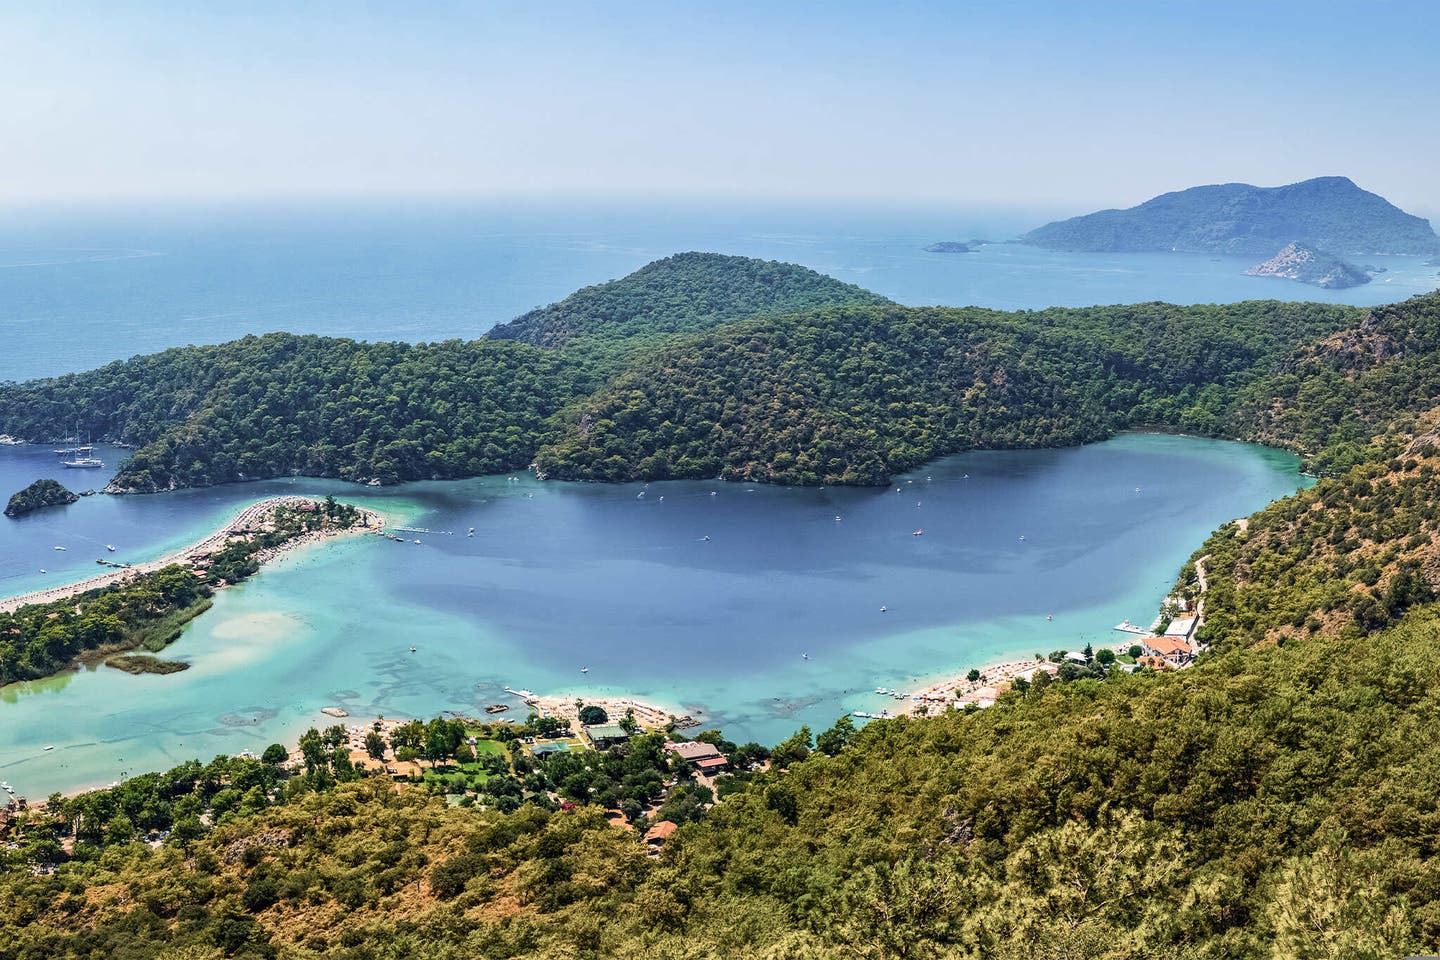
left=2, top=199, right=1428, bottom=796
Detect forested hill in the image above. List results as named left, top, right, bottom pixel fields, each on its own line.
left=1, top=254, right=1423, bottom=493
left=1022, top=176, right=1440, bottom=256
left=484, top=251, right=890, bottom=362
left=535, top=300, right=1358, bottom=485
left=0, top=335, right=585, bottom=490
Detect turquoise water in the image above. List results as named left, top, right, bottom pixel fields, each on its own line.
left=1, top=202, right=1435, bottom=381
left=0, top=434, right=1309, bottom=796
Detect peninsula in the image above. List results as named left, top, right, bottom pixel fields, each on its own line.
left=0, top=496, right=377, bottom=683
left=1021, top=175, right=1440, bottom=256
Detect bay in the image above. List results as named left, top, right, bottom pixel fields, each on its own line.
left=0, top=433, right=1308, bottom=797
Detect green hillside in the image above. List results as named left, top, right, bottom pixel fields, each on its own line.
left=8, top=589, right=1440, bottom=957
left=536, top=300, right=1357, bottom=485
left=484, top=251, right=890, bottom=364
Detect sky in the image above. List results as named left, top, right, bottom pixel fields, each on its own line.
left=1, top=1, right=1437, bottom=216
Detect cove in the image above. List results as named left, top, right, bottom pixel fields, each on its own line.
left=0, top=433, right=1310, bottom=796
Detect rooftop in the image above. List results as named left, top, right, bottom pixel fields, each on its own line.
left=645, top=820, right=678, bottom=843
left=585, top=723, right=630, bottom=741
left=668, top=740, right=724, bottom=762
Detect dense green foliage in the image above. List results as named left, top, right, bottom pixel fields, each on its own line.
left=4, top=478, right=78, bottom=517
left=13, top=281, right=1440, bottom=953
left=537, top=300, right=1357, bottom=484
left=11, top=251, right=1428, bottom=492
left=485, top=251, right=889, bottom=363
left=1228, top=293, right=1440, bottom=474
left=0, top=500, right=362, bottom=683
left=1022, top=175, right=1440, bottom=255
left=10, top=607, right=1440, bottom=957
left=0, top=254, right=885, bottom=492
left=0, top=335, right=585, bottom=491
left=1177, top=431, right=1440, bottom=652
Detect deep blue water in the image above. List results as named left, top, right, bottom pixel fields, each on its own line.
left=0, top=434, right=1307, bottom=795
left=0, top=200, right=1376, bottom=795
left=1, top=201, right=1435, bottom=382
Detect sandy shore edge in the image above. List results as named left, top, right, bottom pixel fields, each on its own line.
left=0, top=496, right=384, bottom=614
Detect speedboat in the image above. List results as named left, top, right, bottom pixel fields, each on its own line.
left=912, top=529, right=923, bottom=536
left=409, top=645, right=417, bottom=653
left=54, top=545, right=65, bottom=550
left=580, top=666, right=589, bottom=673
left=106, top=544, right=116, bottom=552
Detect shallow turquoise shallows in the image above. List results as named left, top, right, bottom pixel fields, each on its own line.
left=0, top=433, right=1309, bottom=796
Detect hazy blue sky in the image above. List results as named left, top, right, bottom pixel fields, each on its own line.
left=2, top=1, right=1436, bottom=215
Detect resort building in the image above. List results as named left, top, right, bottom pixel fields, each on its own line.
left=1141, top=635, right=1196, bottom=667
left=668, top=739, right=729, bottom=773
left=1164, top=616, right=1198, bottom=639
left=584, top=724, right=631, bottom=749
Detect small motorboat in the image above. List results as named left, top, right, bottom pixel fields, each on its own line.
left=801, top=653, right=810, bottom=661
left=880, top=605, right=888, bottom=613
left=467, top=528, right=475, bottom=537
left=106, top=544, right=116, bottom=552
left=912, top=529, right=923, bottom=536
left=580, top=666, right=589, bottom=673
left=408, top=645, right=417, bottom=653
left=834, top=515, right=842, bottom=521
left=42, top=745, right=54, bottom=751
left=54, top=545, right=65, bottom=551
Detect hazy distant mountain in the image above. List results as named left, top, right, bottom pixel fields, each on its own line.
left=1022, top=176, right=1440, bottom=256
left=1244, top=242, right=1371, bottom=289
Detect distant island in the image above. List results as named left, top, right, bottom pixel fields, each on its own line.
left=1022, top=176, right=1440, bottom=257
left=4, top=478, right=78, bottom=518
left=1244, top=242, right=1372, bottom=289
left=924, top=241, right=975, bottom=253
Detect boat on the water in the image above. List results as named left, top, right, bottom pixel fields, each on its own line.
left=484, top=704, right=510, bottom=714
left=62, top=457, right=104, bottom=468
left=106, top=545, right=116, bottom=552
